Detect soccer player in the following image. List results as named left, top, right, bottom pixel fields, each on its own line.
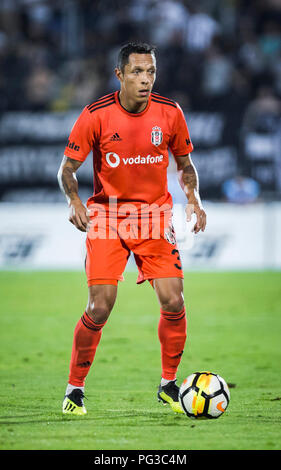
left=57, top=42, right=206, bottom=415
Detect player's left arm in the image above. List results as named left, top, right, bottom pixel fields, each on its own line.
left=176, top=154, right=207, bottom=234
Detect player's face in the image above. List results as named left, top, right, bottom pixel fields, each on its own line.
left=116, top=53, right=156, bottom=104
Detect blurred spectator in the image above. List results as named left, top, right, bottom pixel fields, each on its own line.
left=149, top=0, right=189, bottom=47
left=271, top=50, right=281, bottom=95
left=49, top=58, right=101, bottom=111
left=201, top=41, right=234, bottom=97
left=238, top=29, right=265, bottom=76
left=184, top=4, right=221, bottom=53
left=242, top=85, right=281, bottom=134
left=24, top=65, right=56, bottom=111
left=259, top=18, right=281, bottom=65
left=222, top=175, right=260, bottom=204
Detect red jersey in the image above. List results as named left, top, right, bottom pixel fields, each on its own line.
left=64, top=91, right=193, bottom=212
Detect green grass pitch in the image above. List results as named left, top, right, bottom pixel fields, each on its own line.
left=0, top=270, right=280, bottom=450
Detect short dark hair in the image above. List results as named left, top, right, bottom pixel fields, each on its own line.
left=117, top=42, right=156, bottom=72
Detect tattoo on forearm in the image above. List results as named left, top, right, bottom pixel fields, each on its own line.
left=61, top=167, right=79, bottom=199
left=182, top=164, right=198, bottom=191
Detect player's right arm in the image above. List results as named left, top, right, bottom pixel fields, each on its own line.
left=57, top=106, right=96, bottom=232
left=57, top=156, right=90, bottom=232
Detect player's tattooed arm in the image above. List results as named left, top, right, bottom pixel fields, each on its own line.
left=176, top=154, right=207, bottom=233
left=57, top=156, right=90, bottom=232
left=57, top=156, right=81, bottom=203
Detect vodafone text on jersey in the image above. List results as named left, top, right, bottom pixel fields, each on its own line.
left=105, top=152, right=164, bottom=168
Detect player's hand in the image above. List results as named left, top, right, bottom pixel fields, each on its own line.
left=185, top=202, right=207, bottom=234
left=68, top=199, right=91, bottom=232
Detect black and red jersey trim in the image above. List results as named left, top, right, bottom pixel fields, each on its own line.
left=151, top=92, right=176, bottom=104
left=151, top=98, right=177, bottom=108
left=87, top=92, right=115, bottom=108
left=87, top=93, right=115, bottom=113
left=88, top=101, right=115, bottom=113
left=86, top=91, right=178, bottom=113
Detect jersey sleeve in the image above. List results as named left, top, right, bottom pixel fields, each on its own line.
left=64, top=106, right=95, bottom=162
left=169, top=104, right=194, bottom=157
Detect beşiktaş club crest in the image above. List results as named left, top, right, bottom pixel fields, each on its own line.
left=151, top=126, right=163, bottom=146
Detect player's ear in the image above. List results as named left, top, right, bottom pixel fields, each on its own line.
left=115, top=67, right=123, bottom=82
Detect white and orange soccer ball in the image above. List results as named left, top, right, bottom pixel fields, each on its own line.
left=179, top=371, right=230, bottom=419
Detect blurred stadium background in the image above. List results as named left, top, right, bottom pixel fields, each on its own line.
left=0, top=0, right=281, bottom=272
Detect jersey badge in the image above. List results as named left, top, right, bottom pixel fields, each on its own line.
left=151, top=126, right=163, bottom=146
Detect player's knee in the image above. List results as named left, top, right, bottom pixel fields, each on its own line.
left=86, top=305, right=111, bottom=324
left=86, top=284, right=117, bottom=324
left=160, top=295, right=184, bottom=313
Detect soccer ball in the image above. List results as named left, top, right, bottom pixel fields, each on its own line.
left=179, top=371, right=230, bottom=419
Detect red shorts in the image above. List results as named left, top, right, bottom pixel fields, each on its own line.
left=85, top=215, right=184, bottom=286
